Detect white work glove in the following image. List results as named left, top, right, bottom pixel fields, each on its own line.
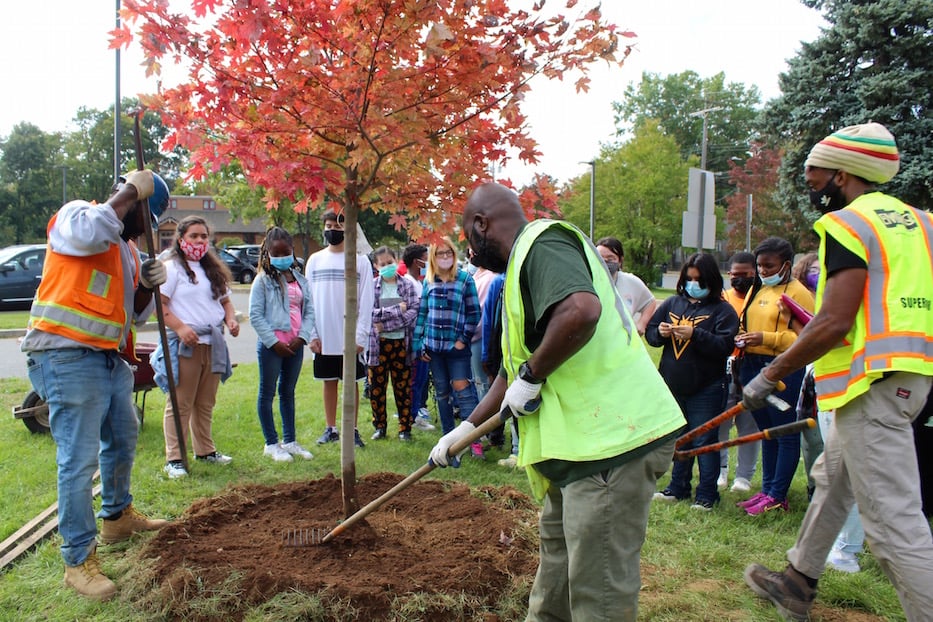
left=139, top=258, right=167, bottom=289
left=429, top=421, right=476, bottom=468
left=501, top=377, right=543, bottom=416
left=123, top=170, right=154, bottom=200
left=742, top=371, right=779, bottom=411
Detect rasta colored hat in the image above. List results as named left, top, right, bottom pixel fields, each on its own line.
left=805, top=122, right=899, bottom=184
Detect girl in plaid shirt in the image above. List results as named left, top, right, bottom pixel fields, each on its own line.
left=413, top=237, right=482, bottom=442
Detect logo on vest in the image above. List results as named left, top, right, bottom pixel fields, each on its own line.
left=900, top=297, right=931, bottom=311
left=875, top=208, right=918, bottom=230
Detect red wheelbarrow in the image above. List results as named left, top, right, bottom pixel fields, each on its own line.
left=12, top=342, right=159, bottom=434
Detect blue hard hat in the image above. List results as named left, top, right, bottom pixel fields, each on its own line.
left=148, top=173, right=169, bottom=226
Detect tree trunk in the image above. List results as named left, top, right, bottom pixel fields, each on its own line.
left=340, top=188, right=361, bottom=518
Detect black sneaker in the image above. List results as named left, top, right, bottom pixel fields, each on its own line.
left=652, top=488, right=685, bottom=502
left=195, top=451, right=232, bottom=464
left=354, top=429, right=365, bottom=448
left=690, top=498, right=716, bottom=511
left=744, top=564, right=816, bottom=622
left=316, top=427, right=339, bottom=444
left=398, top=431, right=412, bottom=442
left=371, top=429, right=387, bottom=440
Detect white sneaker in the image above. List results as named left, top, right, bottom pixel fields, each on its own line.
left=826, top=546, right=860, bottom=573
left=280, top=441, right=313, bottom=460
left=717, top=470, right=729, bottom=490
left=163, top=461, right=188, bottom=479
left=263, top=443, right=293, bottom=462
left=413, top=416, right=436, bottom=431
left=730, top=477, right=752, bottom=493
left=196, top=451, right=232, bottom=464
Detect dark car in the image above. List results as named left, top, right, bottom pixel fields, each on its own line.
left=217, top=248, right=257, bottom=284
left=226, top=244, right=261, bottom=267
left=0, top=244, right=47, bottom=310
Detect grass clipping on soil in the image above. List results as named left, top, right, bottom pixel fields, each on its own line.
left=126, top=472, right=540, bottom=621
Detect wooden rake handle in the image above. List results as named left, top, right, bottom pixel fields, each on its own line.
left=320, top=408, right=513, bottom=544
left=674, top=381, right=788, bottom=450
left=674, top=418, right=815, bottom=461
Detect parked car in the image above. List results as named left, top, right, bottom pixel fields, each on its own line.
left=226, top=244, right=261, bottom=267
left=217, top=248, right=257, bottom=284
left=0, top=244, right=46, bottom=310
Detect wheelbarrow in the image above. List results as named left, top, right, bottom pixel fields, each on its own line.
left=12, top=341, right=159, bottom=434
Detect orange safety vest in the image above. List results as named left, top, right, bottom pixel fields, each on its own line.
left=28, top=214, right=139, bottom=350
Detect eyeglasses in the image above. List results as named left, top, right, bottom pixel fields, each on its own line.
left=435, top=250, right=455, bottom=258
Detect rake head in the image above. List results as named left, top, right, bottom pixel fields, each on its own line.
left=282, top=528, right=326, bottom=546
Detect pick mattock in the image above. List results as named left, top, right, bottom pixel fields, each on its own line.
left=675, top=418, right=816, bottom=460
left=131, top=110, right=187, bottom=472
left=282, top=408, right=514, bottom=547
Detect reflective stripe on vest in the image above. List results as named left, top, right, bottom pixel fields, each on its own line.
left=813, top=194, right=933, bottom=409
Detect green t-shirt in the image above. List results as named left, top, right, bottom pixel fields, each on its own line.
left=508, top=225, right=681, bottom=487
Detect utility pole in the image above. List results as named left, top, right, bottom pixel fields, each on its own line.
left=746, top=194, right=753, bottom=252
left=56, top=166, right=69, bottom=206
left=580, top=160, right=596, bottom=239
left=688, top=107, right=722, bottom=252
left=114, top=0, right=122, bottom=185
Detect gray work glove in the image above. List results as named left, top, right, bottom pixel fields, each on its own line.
left=742, top=371, right=779, bottom=411
left=139, top=258, right=167, bottom=289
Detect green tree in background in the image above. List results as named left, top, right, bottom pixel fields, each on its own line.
left=762, top=0, right=933, bottom=211
left=0, top=123, right=61, bottom=244
left=560, top=120, right=694, bottom=284
left=613, top=71, right=761, bottom=177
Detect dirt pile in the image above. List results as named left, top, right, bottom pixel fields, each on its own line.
left=132, top=472, right=540, bottom=621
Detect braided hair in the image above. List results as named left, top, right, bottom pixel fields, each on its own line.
left=259, top=226, right=295, bottom=291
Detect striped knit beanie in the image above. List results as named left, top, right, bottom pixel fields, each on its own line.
left=805, top=123, right=899, bottom=184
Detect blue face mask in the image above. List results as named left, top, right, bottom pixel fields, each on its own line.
left=420, top=267, right=427, bottom=277
left=378, top=264, right=398, bottom=279
left=759, top=265, right=787, bottom=287
left=270, top=255, right=294, bottom=271
left=685, top=281, right=709, bottom=299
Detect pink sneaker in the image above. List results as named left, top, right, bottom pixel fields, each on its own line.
left=736, top=492, right=766, bottom=509
left=745, top=495, right=789, bottom=516
left=470, top=442, right=485, bottom=460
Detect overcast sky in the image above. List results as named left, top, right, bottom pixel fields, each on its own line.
left=0, top=1, right=825, bottom=184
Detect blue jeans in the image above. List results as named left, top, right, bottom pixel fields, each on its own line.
left=411, top=358, right=430, bottom=412
left=256, top=340, right=304, bottom=445
left=427, top=347, right=478, bottom=434
left=668, top=378, right=727, bottom=504
left=741, top=353, right=805, bottom=501
left=470, top=339, right=488, bottom=401
left=27, top=348, right=138, bottom=567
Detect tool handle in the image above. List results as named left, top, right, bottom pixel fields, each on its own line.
left=674, top=417, right=815, bottom=460
left=320, top=408, right=513, bottom=544
left=674, top=381, right=787, bottom=449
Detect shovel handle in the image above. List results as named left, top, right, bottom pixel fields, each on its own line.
left=320, top=408, right=514, bottom=544
left=674, top=381, right=788, bottom=450
left=674, top=417, right=815, bottom=460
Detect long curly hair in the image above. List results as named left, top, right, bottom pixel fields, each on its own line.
left=167, top=215, right=232, bottom=300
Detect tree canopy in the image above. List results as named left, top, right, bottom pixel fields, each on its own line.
left=762, top=0, right=933, bottom=211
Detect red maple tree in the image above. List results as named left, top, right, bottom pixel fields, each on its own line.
left=114, top=0, right=631, bottom=514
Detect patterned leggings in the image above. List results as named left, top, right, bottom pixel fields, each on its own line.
left=368, top=338, right=413, bottom=432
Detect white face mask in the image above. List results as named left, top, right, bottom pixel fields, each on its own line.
left=437, top=257, right=455, bottom=271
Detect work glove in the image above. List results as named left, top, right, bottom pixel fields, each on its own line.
left=742, top=371, right=779, bottom=412
left=501, top=377, right=543, bottom=416
left=429, top=421, right=476, bottom=468
left=139, top=258, right=167, bottom=289
left=123, top=170, right=155, bottom=200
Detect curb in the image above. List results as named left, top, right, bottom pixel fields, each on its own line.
left=0, top=312, right=248, bottom=340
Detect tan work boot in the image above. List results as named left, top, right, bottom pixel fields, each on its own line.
left=63, top=549, right=117, bottom=601
left=99, top=504, right=170, bottom=544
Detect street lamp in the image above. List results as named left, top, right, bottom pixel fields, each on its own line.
left=114, top=0, right=121, bottom=185
left=580, top=160, right=595, bottom=239
left=56, top=165, right=69, bottom=206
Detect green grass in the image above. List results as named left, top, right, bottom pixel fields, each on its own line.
left=0, top=354, right=910, bottom=620
left=0, top=311, right=29, bottom=330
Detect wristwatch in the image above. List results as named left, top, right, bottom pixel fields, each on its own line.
left=518, top=361, right=545, bottom=384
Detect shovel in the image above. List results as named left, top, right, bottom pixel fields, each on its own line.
left=283, top=407, right=514, bottom=547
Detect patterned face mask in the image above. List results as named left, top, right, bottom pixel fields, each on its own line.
left=180, top=238, right=208, bottom=262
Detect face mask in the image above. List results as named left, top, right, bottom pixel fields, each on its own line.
left=437, top=257, right=455, bottom=271
left=419, top=267, right=427, bottom=277
left=759, top=264, right=787, bottom=287
left=468, top=222, right=508, bottom=273
left=323, top=229, right=344, bottom=246
left=809, top=176, right=845, bottom=214
left=730, top=276, right=755, bottom=294
left=270, top=255, right=294, bottom=271
left=180, top=238, right=208, bottom=262
left=378, top=264, right=398, bottom=279
left=805, top=271, right=820, bottom=292
left=685, top=281, right=709, bottom=299
left=605, top=260, right=620, bottom=277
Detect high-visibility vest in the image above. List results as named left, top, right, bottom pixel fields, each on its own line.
left=502, top=220, right=684, bottom=498
left=28, top=215, right=138, bottom=350
left=813, top=192, right=933, bottom=410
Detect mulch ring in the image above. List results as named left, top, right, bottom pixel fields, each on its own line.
left=127, top=472, right=540, bottom=621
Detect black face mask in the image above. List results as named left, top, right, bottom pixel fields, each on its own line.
left=468, top=221, right=508, bottom=273
left=809, top=176, right=846, bottom=214
left=323, top=229, right=344, bottom=246
left=730, top=276, right=755, bottom=295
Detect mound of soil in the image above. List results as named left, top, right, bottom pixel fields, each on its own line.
left=134, top=472, right=540, bottom=621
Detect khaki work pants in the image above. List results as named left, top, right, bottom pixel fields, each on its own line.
left=163, top=344, right=221, bottom=462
